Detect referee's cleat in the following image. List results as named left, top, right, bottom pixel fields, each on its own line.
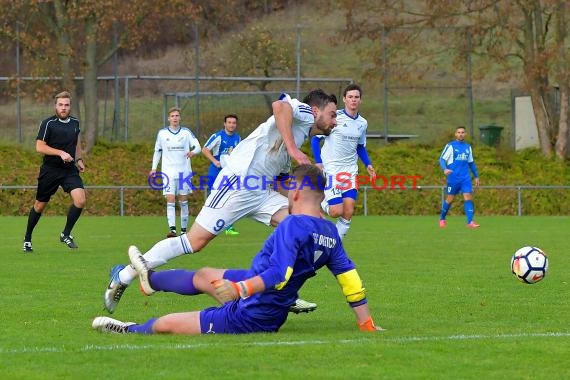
left=128, top=245, right=155, bottom=296
left=289, top=298, right=317, bottom=314
left=22, top=241, right=33, bottom=253
left=104, top=264, right=128, bottom=313
left=60, top=233, right=78, bottom=248
left=92, top=316, right=135, bottom=334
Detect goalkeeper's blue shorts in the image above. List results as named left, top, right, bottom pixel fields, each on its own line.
left=199, top=300, right=286, bottom=334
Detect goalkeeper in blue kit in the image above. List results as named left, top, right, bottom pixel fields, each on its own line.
left=92, top=164, right=382, bottom=335
left=438, top=126, right=480, bottom=228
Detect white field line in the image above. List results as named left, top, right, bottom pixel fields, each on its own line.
left=1, top=331, right=570, bottom=355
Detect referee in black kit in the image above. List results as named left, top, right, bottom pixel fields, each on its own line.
left=22, top=91, right=86, bottom=252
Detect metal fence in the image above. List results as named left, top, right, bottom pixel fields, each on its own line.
left=361, top=185, right=570, bottom=217
left=0, top=24, right=512, bottom=147
left=3, top=184, right=569, bottom=217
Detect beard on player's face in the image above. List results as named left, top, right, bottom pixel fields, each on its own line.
left=56, top=109, right=70, bottom=119
left=315, top=119, right=334, bottom=136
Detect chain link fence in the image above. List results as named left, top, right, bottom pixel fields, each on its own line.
left=1, top=24, right=512, bottom=147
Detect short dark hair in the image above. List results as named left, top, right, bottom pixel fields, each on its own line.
left=291, top=164, right=326, bottom=194
left=224, top=114, right=238, bottom=122
left=343, top=83, right=362, bottom=98
left=302, top=89, right=337, bottom=109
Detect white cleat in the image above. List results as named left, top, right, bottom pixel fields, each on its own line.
left=104, top=264, right=128, bottom=313
left=92, top=316, right=134, bottom=334
left=289, top=298, right=317, bottom=314
left=128, top=245, right=155, bottom=296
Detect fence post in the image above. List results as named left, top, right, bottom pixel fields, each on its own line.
left=120, top=187, right=125, bottom=217
left=16, top=21, right=23, bottom=143
left=517, top=186, right=522, bottom=216
left=124, top=77, right=129, bottom=141
left=363, top=186, right=368, bottom=216
left=466, top=29, right=474, bottom=137
left=381, top=27, right=389, bottom=144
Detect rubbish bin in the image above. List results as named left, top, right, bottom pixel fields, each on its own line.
left=479, top=125, right=503, bottom=147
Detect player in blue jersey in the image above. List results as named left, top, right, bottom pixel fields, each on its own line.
left=438, top=126, right=480, bottom=228
left=202, top=114, right=241, bottom=235
left=311, top=84, right=375, bottom=240
left=92, top=164, right=382, bottom=335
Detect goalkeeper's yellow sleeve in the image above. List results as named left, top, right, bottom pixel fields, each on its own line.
left=336, top=269, right=366, bottom=306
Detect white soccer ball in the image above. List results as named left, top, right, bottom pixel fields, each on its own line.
left=511, top=246, right=548, bottom=284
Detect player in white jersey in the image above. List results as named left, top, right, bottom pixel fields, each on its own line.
left=311, top=84, right=376, bottom=240
left=104, top=89, right=337, bottom=314
left=150, top=107, right=201, bottom=238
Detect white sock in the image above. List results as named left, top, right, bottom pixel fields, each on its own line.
left=167, top=202, right=176, bottom=229
left=336, top=217, right=351, bottom=240
left=118, top=234, right=194, bottom=285
left=180, top=200, right=189, bottom=230
left=118, top=265, right=137, bottom=285
left=145, top=234, right=193, bottom=268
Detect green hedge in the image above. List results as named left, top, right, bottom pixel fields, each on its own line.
left=2, top=141, right=569, bottom=216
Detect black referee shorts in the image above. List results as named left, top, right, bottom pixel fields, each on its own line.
left=36, top=165, right=84, bottom=202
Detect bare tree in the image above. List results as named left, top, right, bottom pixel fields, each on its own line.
left=339, top=0, right=570, bottom=158
left=203, top=25, right=295, bottom=113
left=1, top=0, right=200, bottom=152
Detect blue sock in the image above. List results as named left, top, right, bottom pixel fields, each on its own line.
left=440, top=201, right=451, bottom=220
left=128, top=318, right=157, bottom=334
left=150, top=269, right=199, bottom=295
left=464, top=200, right=475, bottom=223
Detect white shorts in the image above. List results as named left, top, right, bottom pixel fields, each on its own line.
left=194, top=169, right=288, bottom=235
left=163, top=177, right=192, bottom=196
left=324, top=171, right=358, bottom=203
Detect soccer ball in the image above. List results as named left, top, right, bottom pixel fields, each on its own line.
left=511, top=246, right=548, bottom=284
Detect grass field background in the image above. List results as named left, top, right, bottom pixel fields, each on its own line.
left=1, top=215, right=569, bottom=379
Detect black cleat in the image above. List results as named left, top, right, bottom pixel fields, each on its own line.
left=60, top=233, right=78, bottom=249
left=22, top=241, right=34, bottom=253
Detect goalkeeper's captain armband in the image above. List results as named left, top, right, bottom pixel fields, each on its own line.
left=358, top=316, right=377, bottom=332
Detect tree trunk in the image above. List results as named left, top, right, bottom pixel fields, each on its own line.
left=83, top=17, right=99, bottom=154
left=52, top=0, right=75, bottom=93
left=554, top=0, right=569, bottom=159
left=555, top=86, right=569, bottom=159
left=529, top=87, right=553, bottom=157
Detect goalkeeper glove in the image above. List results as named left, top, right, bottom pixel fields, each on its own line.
left=211, top=279, right=252, bottom=303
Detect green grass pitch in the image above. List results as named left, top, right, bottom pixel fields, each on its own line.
left=1, top=215, right=569, bottom=379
